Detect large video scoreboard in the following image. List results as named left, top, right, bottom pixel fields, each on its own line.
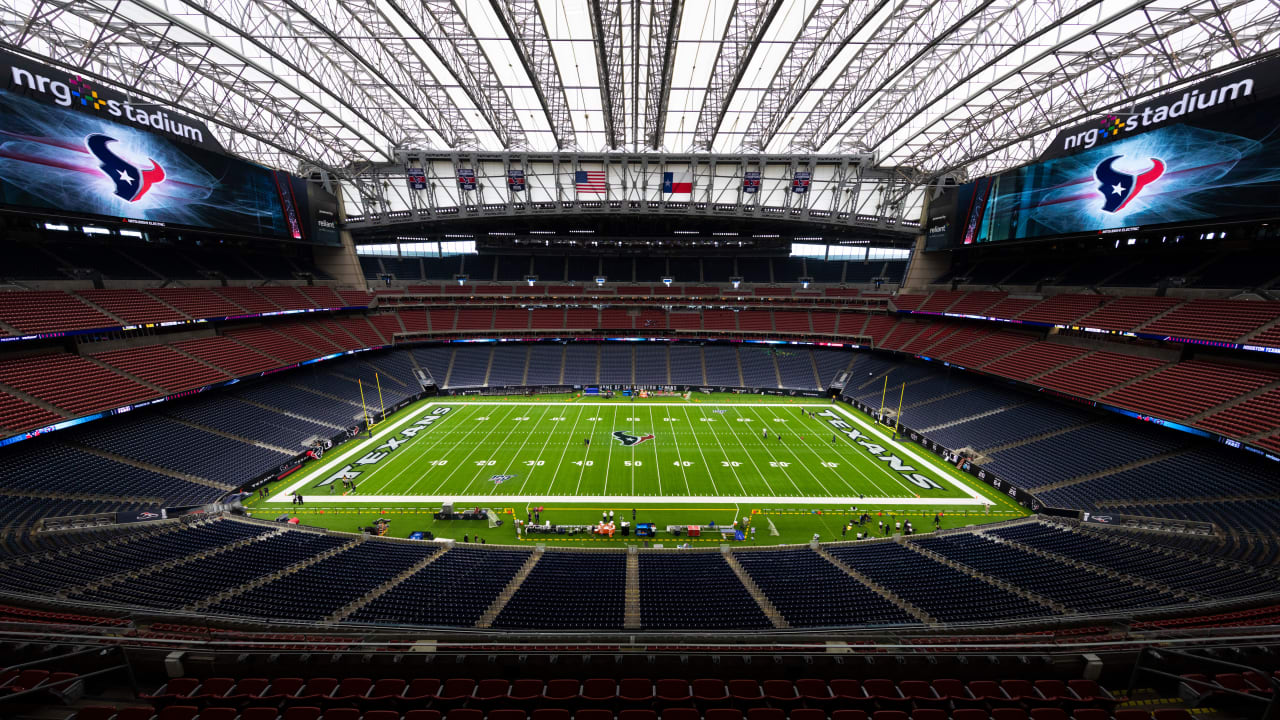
left=0, top=49, right=339, bottom=245
left=927, top=57, right=1280, bottom=249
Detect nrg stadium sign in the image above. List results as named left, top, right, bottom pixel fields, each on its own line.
left=1042, top=57, right=1277, bottom=160
left=0, top=49, right=222, bottom=152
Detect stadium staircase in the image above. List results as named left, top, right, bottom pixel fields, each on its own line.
left=234, top=398, right=345, bottom=431
left=443, top=351, right=458, bottom=388
left=68, top=444, right=233, bottom=492
left=229, top=335, right=286, bottom=366
left=187, top=536, right=363, bottom=612
left=1094, top=361, right=1180, bottom=400
left=1027, top=350, right=1098, bottom=382
left=61, top=525, right=282, bottom=597
left=699, top=349, right=709, bottom=386
left=980, top=419, right=1104, bottom=455
left=624, top=553, right=641, bottom=630
left=903, top=534, right=1069, bottom=614
left=481, top=347, right=495, bottom=387
left=1242, top=314, right=1280, bottom=343
left=1184, top=377, right=1280, bottom=424
left=979, top=528, right=1202, bottom=602
left=167, top=344, right=231, bottom=376
left=167, top=417, right=295, bottom=456
left=326, top=546, right=449, bottom=623
left=1065, top=523, right=1258, bottom=576
left=722, top=550, right=790, bottom=629
left=476, top=549, right=542, bottom=629
left=0, top=381, right=71, bottom=420
left=1029, top=449, right=1193, bottom=494
left=919, top=403, right=1028, bottom=433
left=814, top=545, right=938, bottom=625
left=78, top=356, right=166, bottom=396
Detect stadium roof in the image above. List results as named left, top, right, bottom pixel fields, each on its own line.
left=4, top=0, right=1278, bottom=181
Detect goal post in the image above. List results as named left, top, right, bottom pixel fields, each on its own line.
left=358, top=374, right=388, bottom=431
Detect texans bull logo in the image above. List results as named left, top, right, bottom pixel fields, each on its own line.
left=612, top=430, right=654, bottom=446
left=1094, top=154, right=1164, bottom=213
left=86, top=133, right=166, bottom=202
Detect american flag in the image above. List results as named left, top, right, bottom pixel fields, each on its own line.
left=575, top=170, right=607, bottom=194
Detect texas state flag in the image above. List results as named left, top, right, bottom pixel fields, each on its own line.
left=662, top=171, right=692, bottom=195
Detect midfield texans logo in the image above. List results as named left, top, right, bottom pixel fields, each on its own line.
left=612, top=430, right=654, bottom=447
left=86, top=133, right=166, bottom=202
left=1094, top=154, right=1164, bottom=213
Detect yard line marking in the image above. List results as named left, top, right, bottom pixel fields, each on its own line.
left=716, top=403, right=786, bottom=498
left=490, top=404, right=554, bottom=495
left=544, top=403, right=587, bottom=496
left=647, top=405, right=663, bottom=496
left=679, top=405, right=721, bottom=497
left=422, top=404, right=521, bottom=495
left=514, top=405, right=563, bottom=496
left=367, top=406, right=477, bottom=494
left=666, top=407, right=692, bottom=495
left=745, top=406, right=834, bottom=497
left=696, top=405, right=748, bottom=497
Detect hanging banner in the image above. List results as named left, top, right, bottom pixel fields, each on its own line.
left=507, top=169, right=526, bottom=192
left=407, top=167, right=427, bottom=190
left=791, top=171, right=811, bottom=194
left=743, top=171, right=761, bottom=194
left=457, top=168, right=477, bottom=191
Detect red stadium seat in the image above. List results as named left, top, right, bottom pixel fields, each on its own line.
left=662, top=709, right=701, bottom=720
left=728, top=679, right=764, bottom=707
left=693, top=679, right=730, bottom=707
left=656, top=679, right=693, bottom=706
left=1029, top=709, right=1069, bottom=720
left=366, top=712, right=403, bottom=720
left=1032, top=681, right=1071, bottom=709
left=447, top=710, right=483, bottom=720
left=582, top=679, right=617, bottom=704
left=328, top=678, right=371, bottom=708
left=796, top=679, right=833, bottom=708
left=872, top=711, right=909, bottom=720
left=282, top=709, right=322, bottom=720
left=931, top=679, right=971, bottom=708
left=404, top=712, right=443, bottom=720
left=544, top=679, right=582, bottom=703
left=296, top=679, right=338, bottom=703
left=266, top=679, right=305, bottom=702
left=474, top=679, right=510, bottom=708
left=1066, top=680, right=1118, bottom=711
left=763, top=680, right=799, bottom=708
left=366, top=679, right=406, bottom=710
left=403, top=679, right=442, bottom=705
left=620, top=711, right=657, bottom=720
left=193, top=678, right=237, bottom=705
left=621, top=678, right=654, bottom=704
left=241, top=708, right=281, bottom=720
left=509, top=679, right=545, bottom=703
left=490, top=711, right=528, bottom=720
left=200, top=709, right=238, bottom=720
left=747, top=709, right=785, bottom=720
left=532, top=710, right=571, bottom=720
left=1072, top=709, right=1110, bottom=720
left=832, top=711, right=869, bottom=720
left=911, top=709, right=948, bottom=720
left=864, top=680, right=907, bottom=712
left=140, top=678, right=199, bottom=707
left=792, top=710, right=827, bottom=720
left=1000, top=680, right=1039, bottom=707
left=322, top=710, right=361, bottom=720
left=437, top=679, right=477, bottom=707
left=156, top=707, right=198, bottom=720
left=991, top=709, right=1028, bottom=720
left=951, top=710, right=989, bottom=720
left=1112, top=712, right=1149, bottom=720
left=576, top=710, right=613, bottom=720
left=231, top=679, right=272, bottom=705
left=706, top=710, right=744, bottom=720
left=968, top=681, right=1014, bottom=708
left=1151, top=711, right=1192, bottom=720
left=899, top=681, right=942, bottom=709
left=76, top=707, right=119, bottom=720
left=116, top=708, right=158, bottom=720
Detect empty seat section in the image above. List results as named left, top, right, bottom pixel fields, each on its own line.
left=494, top=552, right=626, bottom=629
left=733, top=548, right=916, bottom=627
left=94, top=345, right=229, bottom=393
left=352, top=547, right=530, bottom=626
left=0, top=354, right=154, bottom=415
left=78, top=289, right=187, bottom=325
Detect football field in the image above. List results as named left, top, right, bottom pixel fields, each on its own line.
left=274, top=398, right=992, bottom=507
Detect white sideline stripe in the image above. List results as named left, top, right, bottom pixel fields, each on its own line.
left=273, top=495, right=983, bottom=505
left=273, top=401, right=987, bottom=506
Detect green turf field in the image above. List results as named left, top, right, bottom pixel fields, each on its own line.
left=245, top=393, right=1027, bottom=545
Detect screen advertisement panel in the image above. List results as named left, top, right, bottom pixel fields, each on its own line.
left=0, top=87, right=292, bottom=237
left=965, top=102, right=1280, bottom=244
